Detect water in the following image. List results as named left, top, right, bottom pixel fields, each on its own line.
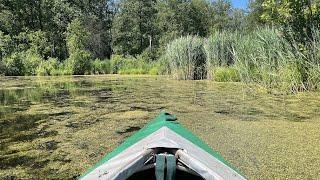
left=0, top=75, right=320, bottom=179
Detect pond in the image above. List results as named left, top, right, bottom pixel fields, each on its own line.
left=0, top=75, right=320, bottom=179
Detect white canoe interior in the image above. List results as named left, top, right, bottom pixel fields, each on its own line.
left=81, top=127, right=246, bottom=180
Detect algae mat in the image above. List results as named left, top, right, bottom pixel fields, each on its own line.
left=0, top=75, right=320, bottom=179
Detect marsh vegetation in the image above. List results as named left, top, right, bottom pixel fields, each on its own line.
left=1, top=0, right=320, bottom=92
left=1, top=0, right=320, bottom=179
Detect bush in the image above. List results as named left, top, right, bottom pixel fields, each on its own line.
left=65, top=50, right=92, bottom=75
left=212, top=67, right=240, bottom=82
left=3, top=52, right=25, bottom=76
left=0, top=60, right=5, bottom=75
left=92, top=59, right=111, bottom=74
left=149, top=66, right=159, bottom=75
left=155, top=56, right=171, bottom=75
left=110, top=55, right=150, bottom=75
left=110, top=55, right=126, bottom=74
left=165, top=36, right=206, bottom=80
left=36, top=58, right=59, bottom=76
left=24, top=51, right=42, bottom=75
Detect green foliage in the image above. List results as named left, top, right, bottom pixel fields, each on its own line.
left=212, top=67, right=240, bottom=82
left=156, top=0, right=216, bottom=49
left=65, top=50, right=92, bottom=75
left=110, top=55, right=125, bottom=74
left=3, top=52, right=25, bottom=76
left=204, top=31, right=236, bottom=78
left=112, top=0, right=158, bottom=56
left=165, top=36, right=206, bottom=80
left=279, top=62, right=304, bottom=92
left=0, top=60, right=5, bottom=75
left=27, top=31, right=52, bottom=58
left=261, top=0, right=320, bottom=44
left=67, top=19, right=91, bottom=54
left=232, top=28, right=286, bottom=83
left=110, top=55, right=154, bottom=75
left=163, top=27, right=319, bottom=91
left=65, top=19, right=93, bottom=75
left=0, top=31, right=13, bottom=60
left=210, top=0, right=232, bottom=31
left=307, top=65, right=320, bottom=90
left=148, top=66, right=159, bottom=75
left=36, top=58, right=60, bottom=76
left=24, top=52, right=43, bottom=76
left=92, top=59, right=111, bottom=74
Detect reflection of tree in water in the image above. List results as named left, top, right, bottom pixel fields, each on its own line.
left=192, top=81, right=207, bottom=106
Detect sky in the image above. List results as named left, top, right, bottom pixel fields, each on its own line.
left=231, top=0, right=249, bottom=9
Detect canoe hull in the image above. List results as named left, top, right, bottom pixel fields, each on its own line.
left=80, top=112, right=246, bottom=180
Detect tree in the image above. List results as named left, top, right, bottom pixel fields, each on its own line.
left=66, top=18, right=92, bottom=75
left=112, top=0, right=158, bottom=56
left=156, top=0, right=212, bottom=49
left=247, top=0, right=265, bottom=28
left=261, top=0, right=320, bottom=43
left=229, top=9, right=247, bottom=31
left=210, top=0, right=232, bottom=31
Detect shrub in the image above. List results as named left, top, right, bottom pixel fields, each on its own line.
left=65, top=50, right=92, bottom=75
left=212, top=67, right=240, bottom=82
left=0, top=60, right=5, bottom=75
left=149, top=66, right=159, bottom=75
left=155, top=56, right=171, bottom=75
left=92, top=59, right=111, bottom=74
left=110, top=55, right=126, bottom=74
left=3, top=52, right=25, bottom=76
left=36, top=58, right=59, bottom=76
left=24, top=51, right=42, bottom=75
left=110, top=55, right=150, bottom=75
left=165, top=36, right=206, bottom=80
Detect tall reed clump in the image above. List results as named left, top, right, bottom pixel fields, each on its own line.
left=204, top=31, right=238, bottom=80
left=165, top=36, right=206, bottom=80
left=231, top=28, right=306, bottom=91
left=305, top=29, right=320, bottom=90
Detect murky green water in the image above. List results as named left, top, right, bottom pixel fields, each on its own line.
left=0, top=75, right=320, bottom=179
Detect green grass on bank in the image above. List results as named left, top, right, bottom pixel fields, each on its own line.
left=1, top=28, right=320, bottom=92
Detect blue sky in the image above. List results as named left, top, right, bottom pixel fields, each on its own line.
left=231, top=0, right=248, bottom=9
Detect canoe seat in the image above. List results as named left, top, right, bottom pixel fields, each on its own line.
left=155, top=154, right=176, bottom=180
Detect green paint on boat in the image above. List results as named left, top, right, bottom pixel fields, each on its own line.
left=80, top=111, right=245, bottom=179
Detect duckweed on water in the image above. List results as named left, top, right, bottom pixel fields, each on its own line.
left=0, top=75, right=320, bottom=179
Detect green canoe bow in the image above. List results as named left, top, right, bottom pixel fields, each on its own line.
left=80, top=112, right=246, bottom=180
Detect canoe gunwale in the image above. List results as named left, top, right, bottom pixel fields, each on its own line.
left=80, top=112, right=246, bottom=180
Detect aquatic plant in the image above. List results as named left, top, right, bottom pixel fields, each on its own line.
left=165, top=36, right=206, bottom=80
left=212, top=67, right=240, bottom=82
left=204, top=31, right=237, bottom=79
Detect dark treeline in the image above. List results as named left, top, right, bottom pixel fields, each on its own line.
left=0, top=0, right=250, bottom=75
left=0, top=0, right=320, bottom=91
